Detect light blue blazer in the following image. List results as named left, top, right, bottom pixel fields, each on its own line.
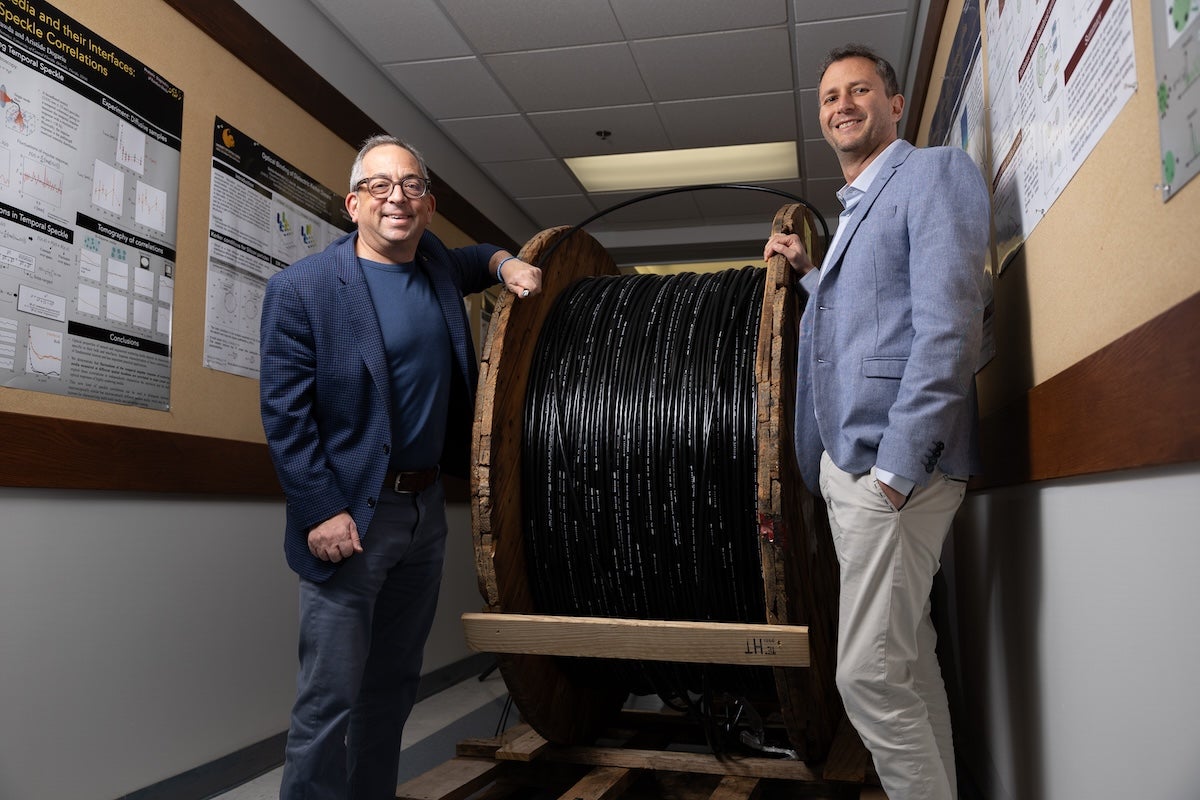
left=794, top=141, right=990, bottom=493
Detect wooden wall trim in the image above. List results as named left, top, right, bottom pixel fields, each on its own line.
left=0, top=410, right=281, bottom=495
left=163, top=0, right=520, bottom=254
left=974, top=291, right=1200, bottom=489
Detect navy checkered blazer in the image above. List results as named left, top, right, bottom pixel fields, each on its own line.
left=260, top=230, right=499, bottom=582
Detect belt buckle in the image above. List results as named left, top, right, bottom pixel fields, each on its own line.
left=392, top=465, right=438, bottom=494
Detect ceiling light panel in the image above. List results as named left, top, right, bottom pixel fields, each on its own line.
left=565, top=142, right=798, bottom=192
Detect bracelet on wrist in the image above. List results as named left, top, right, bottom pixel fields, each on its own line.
left=496, top=255, right=517, bottom=284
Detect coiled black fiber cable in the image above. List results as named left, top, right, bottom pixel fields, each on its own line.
left=521, top=266, right=774, bottom=710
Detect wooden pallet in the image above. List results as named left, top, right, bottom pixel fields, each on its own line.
left=396, top=710, right=872, bottom=800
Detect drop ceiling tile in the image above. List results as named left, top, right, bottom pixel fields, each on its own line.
left=483, top=159, right=580, bottom=198
left=630, top=28, right=793, bottom=101
left=610, top=0, right=787, bottom=37
left=438, top=0, right=624, bottom=53
left=793, top=14, right=909, bottom=89
left=657, top=92, right=796, bottom=149
left=528, top=105, right=670, bottom=157
left=439, top=115, right=553, bottom=163
left=486, top=44, right=650, bottom=112
left=383, top=58, right=517, bottom=119
left=793, top=0, right=911, bottom=23
left=516, top=195, right=598, bottom=230
left=309, top=0, right=471, bottom=63
left=798, top=88, right=822, bottom=139
left=803, top=139, right=843, bottom=180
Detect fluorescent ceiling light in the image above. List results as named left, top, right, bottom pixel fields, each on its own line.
left=565, top=142, right=798, bottom=193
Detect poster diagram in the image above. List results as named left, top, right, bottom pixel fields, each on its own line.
left=21, top=157, right=64, bottom=207
left=25, top=324, right=63, bottom=377
left=117, top=120, right=145, bottom=174
left=1166, top=0, right=1200, bottom=47
left=136, top=181, right=168, bottom=232
left=0, top=82, right=33, bottom=135
left=91, top=158, right=124, bottom=215
left=0, top=0, right=182, bottom=410
left=1154, top=0, right=1200, bottom=199
left=204, top=118, right=352, bottom=379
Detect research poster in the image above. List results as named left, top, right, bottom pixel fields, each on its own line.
left=0, top=0, right=182, bottom=409
left=986, top=0, right=1136, bottom=268
left=1152, top=0, right=1200, bottom=200
left=204, top=118, right=353, bottom=379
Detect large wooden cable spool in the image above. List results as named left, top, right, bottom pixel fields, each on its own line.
left=469, top=204, right=841, bottom=758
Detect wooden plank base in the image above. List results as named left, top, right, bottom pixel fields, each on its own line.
left=399, top=716, right=872, bottom=800
left=462, top=612, right=810, bottom=667
left=394, top=757, right=505, bottom=800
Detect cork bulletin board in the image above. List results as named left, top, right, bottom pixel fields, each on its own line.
left=0, top=0, right=516, bottom=493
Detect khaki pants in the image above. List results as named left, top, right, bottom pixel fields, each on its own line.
left=819, top=451, right=965, bottom=800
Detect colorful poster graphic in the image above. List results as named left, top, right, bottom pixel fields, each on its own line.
left=1153, top=0, right=1200, bottom=200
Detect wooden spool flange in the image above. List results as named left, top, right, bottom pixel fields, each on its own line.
left=470, top=207, right=841, bottom=758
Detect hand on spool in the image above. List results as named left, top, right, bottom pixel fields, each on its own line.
left=496, top=255, right=543, bottom=299
left=763, top=233, right=816, bottom=276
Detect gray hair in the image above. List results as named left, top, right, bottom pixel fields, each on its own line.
left=819, top=44, right=901, bottom=98
left=349, top=134, right=429, bottom=191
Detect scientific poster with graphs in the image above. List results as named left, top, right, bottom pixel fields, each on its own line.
left=1152, top=0, right=1200, bottom=200
left=0, top=0, right=181, bottom=409
left=986, top=0, right=1135, bottom=268
left=204, top=118, right=352, bottom=379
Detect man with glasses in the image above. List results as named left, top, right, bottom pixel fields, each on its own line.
left=260, top=134, right=540, bottom=798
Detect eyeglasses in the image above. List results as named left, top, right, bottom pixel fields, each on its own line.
left=355, top=175, right=431, bottom=200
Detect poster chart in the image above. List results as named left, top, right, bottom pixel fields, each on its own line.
left=1152, top=0, right=1200, bottom=200
left=0, top=0, right=182, bottom=409
left=204, top=118, right=352, bottom=379
left=986, top=0, right=1136, bottom=268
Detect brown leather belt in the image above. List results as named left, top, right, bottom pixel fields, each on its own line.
left=383, top=466, right=440, bottom=494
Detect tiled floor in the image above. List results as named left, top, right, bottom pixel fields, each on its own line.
left=211, top=669, right=512, bottom=800
left=211, top=671, right=889, bottom=799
